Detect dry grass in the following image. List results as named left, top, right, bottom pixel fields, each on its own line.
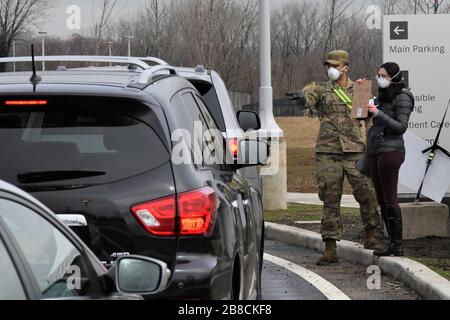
left=276, top=117, right=319, bottom=149
left=277, top=116, right=353, bottom=194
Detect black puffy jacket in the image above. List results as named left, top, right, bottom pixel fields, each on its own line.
left=367, top=89, right=415, bottom=155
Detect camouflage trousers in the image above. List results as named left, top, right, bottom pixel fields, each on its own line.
left=315, top=152, right=381, bottom=241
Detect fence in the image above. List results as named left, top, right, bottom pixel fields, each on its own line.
left=241, top=99, right=309, bottom=117
left=228, top=91, right=310, bottom=117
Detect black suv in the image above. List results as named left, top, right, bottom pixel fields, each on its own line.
left=0, top=56, right=266, bottom=300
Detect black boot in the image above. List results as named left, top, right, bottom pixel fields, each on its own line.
left=374, top=208, right=404, bottom=257
left=379, top=207, right=390, bottom=238
left=390, top=208, right=404, bottom=256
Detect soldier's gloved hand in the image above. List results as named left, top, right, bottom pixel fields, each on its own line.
left=285, top=91, right=303, bottom=101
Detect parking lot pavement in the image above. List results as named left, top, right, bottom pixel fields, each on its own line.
left=263, top=240, right=421, bottom=300
left=262, top=260, right=328, bottom=300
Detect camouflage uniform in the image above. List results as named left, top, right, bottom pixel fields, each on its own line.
left=295, top=55, right=381, bottom=241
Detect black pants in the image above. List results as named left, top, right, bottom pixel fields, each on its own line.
left=368, top=151, right=405, bottom=209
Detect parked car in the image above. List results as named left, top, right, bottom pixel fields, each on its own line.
left=0, top=55, right=267, bottom=300
left=0, top=179, right=170, bottom=300
left=74, top=58, right=264, bottom=193
left=171, top=65, right=264, bottom=195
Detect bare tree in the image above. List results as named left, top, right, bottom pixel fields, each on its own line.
left=93, top=0, right=119, bottom=56
left=126, top=0, right=181, bottom=60
left=408, top=0, right=450, bottom=13
left=170, top=0, right=258, bottom=87
left=0, top=0, right=53, bottom=70
left=324, top=0, right=356, bottom=53
left=9, top=0, right=434, bottom=102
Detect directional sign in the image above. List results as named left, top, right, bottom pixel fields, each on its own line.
left=384, top=14, right=450, bottom=197
left=390, top=21, right=408, bottom=40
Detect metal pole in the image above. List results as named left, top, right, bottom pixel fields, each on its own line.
left=259, top=0, right=286, bottom=211
left=126, top=36, right=133, bottom=57
left=108, top=42, right=113, bottom=66
left=12, top=40, right=16, bottom=72
left=42, top=36, right=45, bottom=71
left=259, top=0, right=282, bottom=136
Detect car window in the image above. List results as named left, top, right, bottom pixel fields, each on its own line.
left=193, top=94, right=221, bottom=132
left=0, top=236, right=27, bottom=300
left=171, top=93, right=210, bottom=167
left=190, top=81, right=226, bottom=132
left=193, top=94, right=225, bottom=168
left=0, top=107, right=170, bottom=187
left=0, top=199, right=95, bottom=299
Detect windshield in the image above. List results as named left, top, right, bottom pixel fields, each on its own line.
left=0, top=100, right=170, bottom=187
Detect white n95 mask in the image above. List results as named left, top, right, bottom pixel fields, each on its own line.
left=328, top=67, right=341, bottom=82
left=377, top=77, right=391, bottom=89
left=376, top=70, right=402, bottom=89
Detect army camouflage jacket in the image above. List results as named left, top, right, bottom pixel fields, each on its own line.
left=299, top=79, right=367, bottom=154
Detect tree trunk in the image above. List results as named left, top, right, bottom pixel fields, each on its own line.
left=0, top=42, right=11, bottom=72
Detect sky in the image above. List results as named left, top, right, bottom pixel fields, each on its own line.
left=40, top=0, right=141, bottom=38
left=40, top=0, right=372, bottom=38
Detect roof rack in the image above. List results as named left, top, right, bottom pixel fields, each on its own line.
left=0, top=55, right=179, bottom=85
left=0, top=55, right=154, bottom=70
left=138, top=57, right=169, bottom=66
left=138, top=65, right=177, bottom=84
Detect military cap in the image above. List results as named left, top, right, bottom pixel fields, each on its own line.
left=324, top=50, right=350, bottom=66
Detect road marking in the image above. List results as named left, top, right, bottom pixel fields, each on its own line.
left=294, top=220, right=322, bottom=225
left=264, top=253, right=351, bottom=300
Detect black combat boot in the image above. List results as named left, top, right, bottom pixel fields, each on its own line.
left=374, top=208, right=404, bottom=257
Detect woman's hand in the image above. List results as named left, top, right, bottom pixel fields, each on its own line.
left=368, top=103, right=379, bottom=116
left=356, top=78, right=366, bottom=84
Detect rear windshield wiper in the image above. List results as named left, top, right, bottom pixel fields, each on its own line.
left=19, top=184, right=90, bottom=192
left=17, top=170, right=106, bottom=184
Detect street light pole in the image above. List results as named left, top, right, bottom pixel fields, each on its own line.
left=39, top=31, right=47, bottom=71
left=12, top=40, right=16, bottom=72
left=126, top=35, right=134, bottom=57
left=108, top=41, right=113, bottom=66
left=259, top=0, right=282, bottom=136
left=259, top=0, right=287, bottom=211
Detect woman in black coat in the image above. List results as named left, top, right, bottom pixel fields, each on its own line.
left=366, top=62, right=415, bottom=257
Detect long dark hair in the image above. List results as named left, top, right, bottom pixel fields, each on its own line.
left=378, top=62, right=406, bottom=103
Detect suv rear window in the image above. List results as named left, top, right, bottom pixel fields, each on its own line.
left=0, top=99, right=170, bottom=188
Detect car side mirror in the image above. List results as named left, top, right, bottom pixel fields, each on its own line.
left=237, top=110, right=261, bottom=131
left=227, top=139, right=269, bottom=170
left=113, top=255, right=171, bottom=295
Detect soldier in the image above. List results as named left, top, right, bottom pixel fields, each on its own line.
left=287, top=50, right=384, bottom=265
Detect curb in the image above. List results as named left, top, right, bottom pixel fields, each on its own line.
left=265, top=222, right=450, bottom=300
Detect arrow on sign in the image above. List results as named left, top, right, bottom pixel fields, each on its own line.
left=394, top=26, right=405, bottom=35
left=390, top=21, right=408, bottom=40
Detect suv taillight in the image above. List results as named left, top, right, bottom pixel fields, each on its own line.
left=228, top=138, right=239, bottom=161
left=179, top=187, right=217, bottom=236
left=131, top=196, right=176, bottom=236
left=131, top=187, right=217, bottom=237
